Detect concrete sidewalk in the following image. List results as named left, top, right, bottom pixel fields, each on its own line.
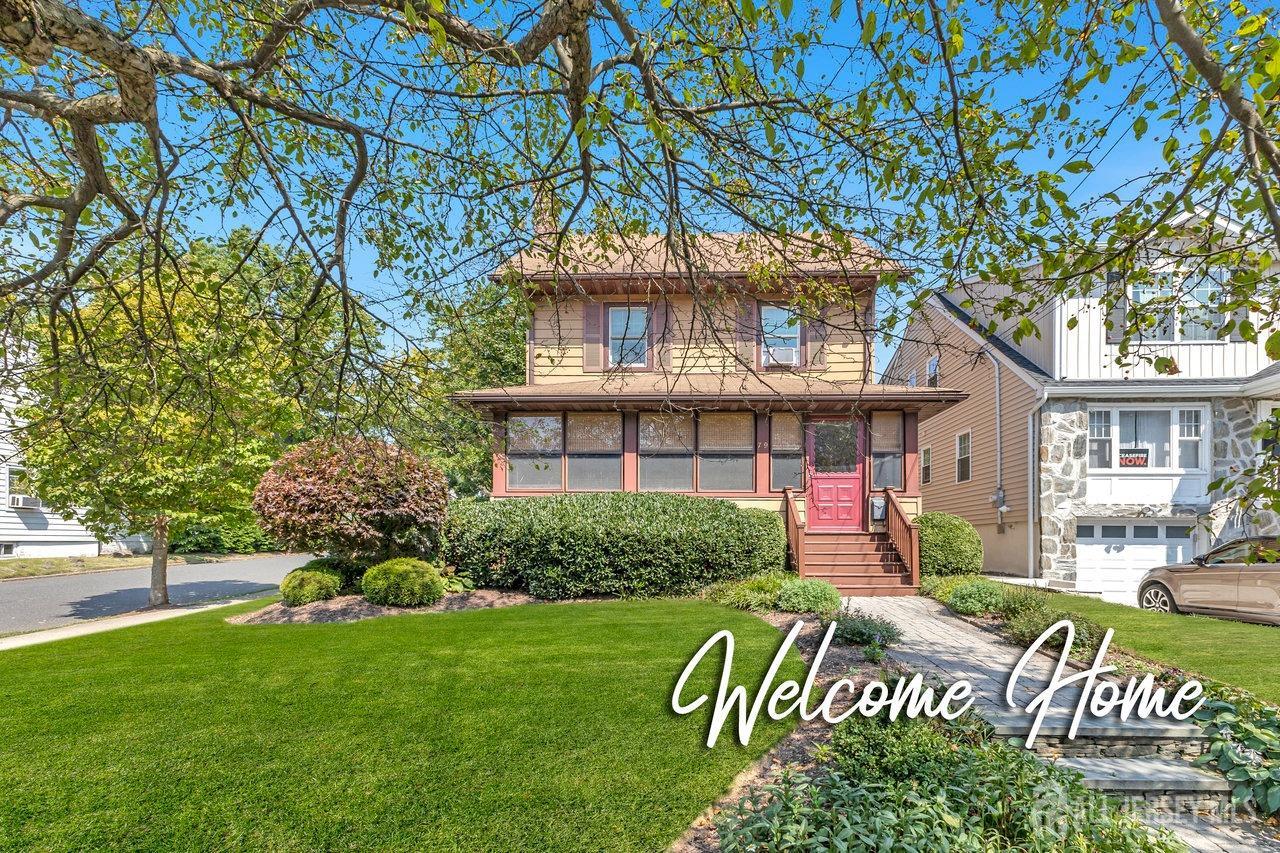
left=0, top=595, right=262, bottom=651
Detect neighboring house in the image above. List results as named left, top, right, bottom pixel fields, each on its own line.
left=453, top=233, right=965, bottom=594
left=0, top=430, right=101, bottom=559
left=885, top=229, right=1280, bottom=604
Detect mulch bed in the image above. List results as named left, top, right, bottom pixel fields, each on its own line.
left=226, top=589, right=542, bottom=625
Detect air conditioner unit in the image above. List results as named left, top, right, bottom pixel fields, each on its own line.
left=9, top=494, right=42, bottom=510
left=765, top=345, right=799, bottom=366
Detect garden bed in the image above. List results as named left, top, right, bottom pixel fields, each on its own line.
left=224, top=589, right=617, bottom=624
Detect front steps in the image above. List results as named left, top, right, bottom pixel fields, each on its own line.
left=799, top=531, right=916, bottom=596
left=989, top=712, right=1231, bottom=813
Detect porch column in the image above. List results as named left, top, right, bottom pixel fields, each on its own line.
left=491, top=417, right=509, bottom=496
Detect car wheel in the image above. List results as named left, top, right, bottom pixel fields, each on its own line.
left=1139, top=583, right=1177, bottom=614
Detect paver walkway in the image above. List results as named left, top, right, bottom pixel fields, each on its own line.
left=845, top=596, right=1280, bottom=853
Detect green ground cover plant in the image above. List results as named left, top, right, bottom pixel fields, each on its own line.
left=0, top=599, right=800, bottom=851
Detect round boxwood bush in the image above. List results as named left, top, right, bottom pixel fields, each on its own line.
left=361, top=557, right=445, bottom=607
left=444, top=493, right=786, bottom=599
left=917, top=512, right=983, bottom=576
left=298, top=556, right=367, bottom=594
left=776, top=577, right=842, bottom=614
left=279, top=569, right=342, bottom=607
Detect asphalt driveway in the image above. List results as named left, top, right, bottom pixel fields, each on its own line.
left=0, top=554, right=308, bottom=635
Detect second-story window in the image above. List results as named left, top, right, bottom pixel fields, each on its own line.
left=955, top=431, right=972, bottom=482
left=926, top=356, right=940, bottom=387
left=921, top=446, right=932, bottom=485
left=608, top=305, right=649, bottom=368
left=760, top=304, right=801, bottom=367
left=1129, top=268, right=1227, bottom=342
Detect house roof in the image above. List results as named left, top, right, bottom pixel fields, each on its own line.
left=500, top=232, right=902, bottom=291
left=450, top=373, right=966, bottom=419
left=931, top=293, right=1054, bottom=381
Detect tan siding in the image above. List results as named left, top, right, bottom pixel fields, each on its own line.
left=528, top=294, right=869, bottom=384
left=894, top=309, right=1039, bottom=569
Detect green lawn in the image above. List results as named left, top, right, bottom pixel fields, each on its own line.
left=0, top=598, right=799, bottom=851
left=1038, top=590, right=1280, bottom=704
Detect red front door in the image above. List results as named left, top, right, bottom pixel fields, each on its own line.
left=805, top=418, right=866, bottom=531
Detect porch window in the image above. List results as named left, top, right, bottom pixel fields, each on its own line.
left=920, top=446, right=932, bottom=485
left=639, top=413, right=694, bottom=491
left=607, top=305, right=650, bottom=368
left=955, top=431, right=971, bottom=482
left=1120, top=410, right=1171, bottom=467
left=760, top=304, right=801, bottom=367
left=566, top=413, right=622, bottom=490
left=698, top=413, right=754, bottom=491
left=869, top=411, right=904, bottom=490
left=770, top=413, right=803, bottom=491
left=1088, top=410, right=1112, bottom=468
left=507, top=415, right=563, bottom=489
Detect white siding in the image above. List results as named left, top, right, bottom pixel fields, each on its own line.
left=951, top=273, right=1057, bottom=376
left=0, top=427, right=101, bottom=555
left=1057, top=295, right=1272, bottom=380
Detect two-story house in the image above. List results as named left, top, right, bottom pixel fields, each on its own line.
left=885, top=226, right=1280, bottom=604
left=453, top=233, right=966, bottom=594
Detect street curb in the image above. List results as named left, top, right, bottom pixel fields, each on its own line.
left=0, top=552, right=297, bottom=583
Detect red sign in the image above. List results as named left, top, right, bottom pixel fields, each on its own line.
left=1119, top=448, right=1149, bottom=468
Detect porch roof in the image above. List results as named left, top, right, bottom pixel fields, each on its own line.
left=450, top=374, right=966, bottom=419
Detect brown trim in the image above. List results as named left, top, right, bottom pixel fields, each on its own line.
left=755, top=300, right=803, bottom=371
left=601, top=298, right=655, bottom=372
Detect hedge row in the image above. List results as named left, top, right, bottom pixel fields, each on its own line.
left=444, top=493, right=786, bottom=599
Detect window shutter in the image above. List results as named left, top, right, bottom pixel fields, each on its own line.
left=651, top=301, right=672, bottom=370
left=1105, top=272, right=1127, bottom=345
left=735, top=297, right=757, bottom=370
left=805, top=308, right=829, bottom=369
left=582, top=302, right=602, bottom=372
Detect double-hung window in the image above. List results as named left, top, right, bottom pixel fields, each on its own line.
left=1087, top=406, right=1205, bottom=471
left=1129, top=269, right=1227, bottom=342
left=770, top=413, right=804, bottom=491
left=638, top=413, right=695, bottom=490
left=566, top=413, right=622, bottom=490
left=869, top=411, right=904, bottom=489
left=607, top=305, right=650, bottom=368
left=955, top=432, right=972, bottom=482
left=506, top=415, right=564, bottom=489
left=920, top=446, right=932, bottom=485
left=698, top=413, right=755, bottom=491
left=760, top=304, right=801, bottom=367
left=926, top=356, right=940, bottom=387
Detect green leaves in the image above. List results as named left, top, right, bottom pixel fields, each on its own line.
left=860, top=10, right=877, bottom=45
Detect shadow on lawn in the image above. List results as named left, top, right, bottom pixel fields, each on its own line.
left=64, top=580, right=277, bottom=620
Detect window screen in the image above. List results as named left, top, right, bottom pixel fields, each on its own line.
left=566, top=413, right=622, bottom=490
left=697, top=413, right=754, bottom=491
left=507, top=415, right=563, bottom=489
left=870, top=412, right=904, bottom=489
left=639, top=413, right=694, bottom=491
left=770, top=413, right=803, bottom=491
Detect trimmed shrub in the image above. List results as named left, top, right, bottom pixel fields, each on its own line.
left=944, top=578, right=1005, bottom=616
left=917, top=511, right=983, bottom=576
left=280, top=569, right=341, bottom=607
left=444, top=493, right=786, bottom=599
left=298, top=556, right=367, bottom=594
left=171, top=518, right=279, bottom=554
left=830, top=608, right=902, bottom=647
left=254, top=437, right=448, bottom=564
left=705, top=571, right=790, bottom=612
left=361, top=557, right=445, bottom=607
left=775, top=578, right=842, bottom=614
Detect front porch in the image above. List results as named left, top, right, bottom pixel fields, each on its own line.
left=785, top=488, right=921, bottom=595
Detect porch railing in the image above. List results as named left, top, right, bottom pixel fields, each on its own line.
left=884, top=490, right=921, bottom=587
left=783, top=487, right=805, bottom=576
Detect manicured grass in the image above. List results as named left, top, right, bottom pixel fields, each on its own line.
left=1038, top=590, right=1280, bottom=704
left=0, top=598, right=799, bottom=851
left=0, top=552, right=282, bottom=579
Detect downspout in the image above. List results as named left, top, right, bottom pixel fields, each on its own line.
left=980, top=348, right=1005, bottom=525
left=1028, top=385, right=1048, bottom=579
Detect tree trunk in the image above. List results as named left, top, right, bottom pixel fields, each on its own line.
left=150, top=515, right=169, bottom=607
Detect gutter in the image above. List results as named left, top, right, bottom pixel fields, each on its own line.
left=1043, top=382, right=1245, bottom=398
left=979, top=348, right=1006, bottom=525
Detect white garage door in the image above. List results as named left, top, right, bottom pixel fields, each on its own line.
left=1076, top=520, right=1197, bottom=604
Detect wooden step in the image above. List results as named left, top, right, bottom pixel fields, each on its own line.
left=802, top=532, right=888, bottom=543
left=804, top=574, right=912, bottom=587
left=803, top=541, right=896, bottom=556
left=804, top=555, right=905, bottom=570
left=833, top=584, right=919, bottom=596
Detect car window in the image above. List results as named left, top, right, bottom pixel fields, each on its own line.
left=1204, top=542, right=1252, bottom=564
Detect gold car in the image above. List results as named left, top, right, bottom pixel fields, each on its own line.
left=1138, top=536, right=1280, bottom=625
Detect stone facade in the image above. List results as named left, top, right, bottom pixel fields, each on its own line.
left=1036, top=395, right=1280, bottom=587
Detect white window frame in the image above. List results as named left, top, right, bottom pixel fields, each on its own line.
left=926, top=356, right=940, bottom=387
left=955, top=431, right=971, bottom=483
left=920, top=445, right=932, bottom=485
left=605, top=305, right=651, bottom=369
left=906, top=370, right=918, bottom=387
left=759, top=303, right=801, bottom=367
left=1128, top=268, right=1230, bottom=345
left=1084, top=404, right=1209, bottom=474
